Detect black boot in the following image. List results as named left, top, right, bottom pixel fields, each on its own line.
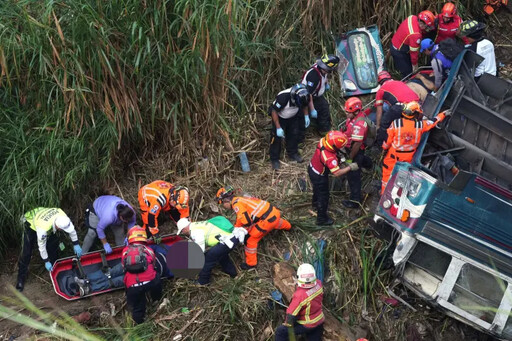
left=316, top=215, right=334, bottom=226
left=342, top=200, right=360, bottom=209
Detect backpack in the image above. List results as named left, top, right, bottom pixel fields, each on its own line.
left=123, top=245, right=152, bottom=274
left=437, top=38, right=464, bottom=61
left=355, top=115, right=377, bottom=146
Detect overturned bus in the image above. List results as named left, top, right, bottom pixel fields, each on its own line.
left=373, top=50, right=512, bottom=339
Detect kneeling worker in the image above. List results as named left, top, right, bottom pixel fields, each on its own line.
left=176, top=216, right=248, bottom=285
left=275, top=263, right=324, bottom=341
left=16, top=207, right=82, bottom=291
left=122, top=226, right=162, bottom=324
left=216, top=187, right=291, bottom=269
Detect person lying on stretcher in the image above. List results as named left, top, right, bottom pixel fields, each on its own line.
left=72, top=244, right=172, bottom=296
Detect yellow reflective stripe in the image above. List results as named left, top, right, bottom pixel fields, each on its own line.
left=407, top=16, right=414, bottom=33
left=297, top=312, right=324, bottom=325
left=409, top=47, right=419, bottom=51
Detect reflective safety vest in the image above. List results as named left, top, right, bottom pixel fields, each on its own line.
left=189, top=221, right=232, bottom=248
left=24, top=207, right=66, bottom=233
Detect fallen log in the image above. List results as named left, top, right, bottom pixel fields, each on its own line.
left=272, top=262, right=364, bottom=341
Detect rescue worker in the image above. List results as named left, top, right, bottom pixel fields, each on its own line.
left=420, top=38, right=462, bottom=91
left=341, top=98, right=373, bottom=208
left=82, top=195, right=136, bottom=254
left=122, top=226, right=162, bottom=324
left=381, top=101, right=450, bottom=193
left=269, top=83, right=311, bottom=170
left=374, top=71, right=420, bottom=148
left=435, top=2, right=463, bottom=43
left=308, top=131, right=359, bottom=225
left=16, top=208, right=82, bottom=291
left=301, top=54, right=340, bottom=135
left=459, top=20, right=496, bottom=79
left=138, top=180, right=190, bottom=239
left=216, top=187, right=291, bottom=269
left=391, top=11, right=436, bottom=78
left=176, top=217, right=248, bottom=285
left=274, top=263, right=324, bottom=341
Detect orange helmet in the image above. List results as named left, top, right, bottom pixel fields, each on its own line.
left=216, top=186, right=234, bottom=204
left=418, top=10, right=435, bottom=28
left=378, top=70, right=392, bottom=85
left=345, top=97, right=363, bottom=113
left=171, top=186, right=189, bottom=208
left=402, top=101, right=423, bottom=118
left=441, top=2, right=457, bottom=18
left=322, top=131, right=348, bottom=152
left=128, top=226, right=147, bottom=244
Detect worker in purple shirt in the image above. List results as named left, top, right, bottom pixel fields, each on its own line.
left=81, top=195, right=136, bottom=254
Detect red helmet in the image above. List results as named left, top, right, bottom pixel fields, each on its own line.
left=441, top=2, right=457, bottom=18
left=378, top=70, right=392, bottom=84
left=322, top=131, right=348, bottom=152
left=128, top=226, right=147, bottom=244
left=418, top=10, right=435, bottom=28
left=344, top=97, right=362, bottom=113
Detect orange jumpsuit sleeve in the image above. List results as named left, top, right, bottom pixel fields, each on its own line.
left=382, top=124, right=395, bottom=150
left=422, top=112, right=446, bottom=132
left=147, top=202, right=162, bottom=229
left=232, top=200, right=252, bottom=228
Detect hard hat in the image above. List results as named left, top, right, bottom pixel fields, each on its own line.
left=418, top=10, right=435, bottom=28
left=176, top=218, right=191, bottom=234
left=54, top=215, right=71, bottom=230
left=216, top=186, right=234, bottom=204
left=127, top=225, right=147, bottom=244
left=459, top=20, right=486, bottom=37
left=317, top=54, right=340, bottom=72
left=290, top=84, right=310, bottom=107
left=377, top=70, right=392, bottom=85
left=441, top=2, right=457, bottom=18
left=344, top=97, right=363, bottom=113
left=297, top=263, right=317, bottom=288
left=402, top=101, right=423, bottom=118
left=420, top=38, right=435, bottom=53
left=322, top=131, right=348, bottom=152
left=171, top=186, right=189, bottom=206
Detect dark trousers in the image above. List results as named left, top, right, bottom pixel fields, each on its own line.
left=346, top=149, right=373, bottom=202
left=126, top=275, right=162, bottom=324
left=391, top=45, right=412, bottom=79
left=308, top=166, right=330, bottom=222
left=198, top=238, right=239, bottom=285
left=17, top=223, right=59, bottom=285
left=275, top=323, right=324, bottom=341
left=375, top=104, right=403, bottom=148
left=313, top=96, right=331, bottom=133
left=270, top=115, right=300, bottom=161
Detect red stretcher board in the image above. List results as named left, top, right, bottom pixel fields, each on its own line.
left=50, top=235, right=181, bottom=301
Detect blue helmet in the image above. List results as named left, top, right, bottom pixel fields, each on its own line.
left=420, top=38, right=435, bottom=53
left=290, top=84, right=310, bottom=107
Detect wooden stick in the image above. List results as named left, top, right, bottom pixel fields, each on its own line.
left=175, top=309, right=203, bottom=335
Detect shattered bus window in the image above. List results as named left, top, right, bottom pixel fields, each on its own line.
left=448, top=263, right=507, bottom=324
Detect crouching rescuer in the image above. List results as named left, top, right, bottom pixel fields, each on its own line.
left=275, top=263, right=325, bottom=341
left=122, top=226, right=162, bottom=324
left=176, top=216, right=248, bottom=285
left=216, top=187, right=291, bottom=269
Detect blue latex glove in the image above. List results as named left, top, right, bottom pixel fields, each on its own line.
left=310, top=109, right=318, bottom=118
left=276, top=128, right=285, bottom=138
left=124, top=237, right=129, bottom=246
left=325, top=83, right=330, bottom=91
left=73, top=245, right=83, bottom=257
left=45, top=261, right=53, bottom=272
left=304, top=115, right=310, bottom=128
left=103, top=243, right=112, bottom=254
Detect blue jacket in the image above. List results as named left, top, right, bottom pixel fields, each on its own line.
left=92, top=195, right=136, bottom=239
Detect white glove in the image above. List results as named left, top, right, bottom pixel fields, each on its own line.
left=349, top=162, right=359, bottom=171
left=219, top=235, right=234, bottom=249
left=232, top=227, right=248, bottom=243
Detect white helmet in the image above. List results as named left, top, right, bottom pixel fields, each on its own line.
left=297, top=263, right=316, bottom=288
left=54, top=215, right=71, bottom=230
left=176, top=218, right=191, bottom=234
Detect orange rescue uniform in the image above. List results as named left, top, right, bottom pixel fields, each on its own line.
left=138, top=180, right=190, bottom=235
left=381, top=113, right=446, bottom=193
left=230, top=196, right=291, bottom=266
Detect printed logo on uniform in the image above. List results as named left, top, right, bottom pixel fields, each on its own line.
left=150, top=204, right=159, bottom=214
left=234, top=206, right=239, bottom=213
left=416, top=39, right=421, bottom=44
left=275, top=102, right=282, bottom=109
left=41, top=234, right=47, bottom=240
left=307, top=81, right=314, bottom=87
left=331, top=160, right=338, bottom=167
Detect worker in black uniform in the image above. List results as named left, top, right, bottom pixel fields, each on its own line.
left=301, top=54, right=340, bottom=136
left=269, top=83, right=311, bottom=170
